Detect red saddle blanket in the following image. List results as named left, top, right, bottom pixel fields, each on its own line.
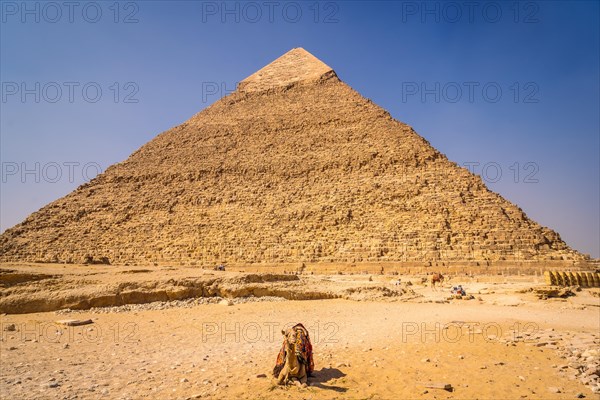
left=273, top=323, right=315, bottom=377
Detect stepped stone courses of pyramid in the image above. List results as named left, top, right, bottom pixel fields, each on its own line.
left=0, top=48, right=586, bottom=266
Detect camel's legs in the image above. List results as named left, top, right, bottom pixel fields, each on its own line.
left=277, top=369, right=288, bottom=385
left=299, top=374, right=308, bottom=386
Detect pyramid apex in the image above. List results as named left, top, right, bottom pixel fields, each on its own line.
left=238, top=48, right=336, bottom=93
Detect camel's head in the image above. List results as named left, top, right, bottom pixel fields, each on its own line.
left=282, top=328, right=298, bottom=349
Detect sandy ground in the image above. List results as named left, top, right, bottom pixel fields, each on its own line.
left=1, top=268, right=599, bottom=400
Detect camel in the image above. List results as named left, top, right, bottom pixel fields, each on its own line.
left=276, top=328, right=308, bottom=387
left=431, top=273, right=444, bottom=291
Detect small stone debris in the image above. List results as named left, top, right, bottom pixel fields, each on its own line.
left=63, top=344, right=69, bottom=349
left=421, top=382, right=453, bottom=391
left=56, top=319, right=93, bottom=327
left=529, top=331, right=600, bottom=393
left=56, top=296, right=286, bottom=314
left=256, top=374, right=267, bottom=378
left=548, top=387, right=561, bottom=394
left=180, top=378, right=189, bottom=383
left=576, top=392, right=585, bottom=398
left=421, top=358, right=430, bottom=363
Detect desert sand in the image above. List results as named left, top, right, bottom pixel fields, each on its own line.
left=1, top=264, right=599, bottom=400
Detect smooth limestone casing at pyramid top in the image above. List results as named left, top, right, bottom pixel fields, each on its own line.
left=0, top=48, right=587, bottom=267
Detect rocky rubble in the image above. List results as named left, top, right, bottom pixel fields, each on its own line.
left=341, top=285, right=417, bottom=301
left=511, top=328, right=600, bottom=394
left=531, top=286, right=578, bottom=299
left=54, top=295, right=286, bottom=314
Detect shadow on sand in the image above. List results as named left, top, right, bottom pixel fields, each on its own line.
left=309, top=367, right=348, bottom=392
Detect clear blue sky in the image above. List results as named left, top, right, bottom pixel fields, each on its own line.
left=1, top=1, right=599, bottom=258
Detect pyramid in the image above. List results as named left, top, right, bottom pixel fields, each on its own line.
left=0, top=48, right=585, bottom=266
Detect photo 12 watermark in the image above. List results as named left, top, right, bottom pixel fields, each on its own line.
left=1, top=321, right=139, bottom=344
left=392, top=161, right=541, bottom=185
left=199, top=321, right=339, bottom=344
left=400, top=81, right=540, bottom=104
left=201, top=81, right=237, bottom=103
left=1, top=161, right=103, bottom=184
left=200, top=1, right=340, bottom=24
left=399, top=1, right=540, bottom=24
left=1, top=82, right=140, bottom=104
left=462, top=161, right=539, bottom=184
left=1, top=1, right=140, bottom=23
left=199, top=80, right=336, bottom=103
left=400, top=320, right=540, bottom=343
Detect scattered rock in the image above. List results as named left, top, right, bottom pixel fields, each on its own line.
left=535, top=287, right=575, bottom=299
left=56, top=319, right=93, bottom=327
left=421, top=382, right=453, bottom=391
